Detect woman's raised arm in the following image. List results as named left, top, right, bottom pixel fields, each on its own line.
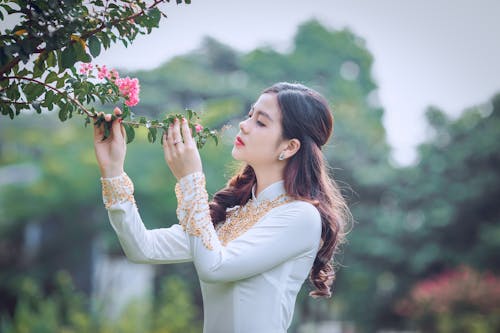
left=94, top=113, right=192, bottom=264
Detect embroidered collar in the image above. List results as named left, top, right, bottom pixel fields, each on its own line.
left=251, top=180, right=286, bottom=204
left=217, top=180, right=292, bottom=246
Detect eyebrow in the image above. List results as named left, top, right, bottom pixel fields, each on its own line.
left=250, top=105, right=273, bottom=121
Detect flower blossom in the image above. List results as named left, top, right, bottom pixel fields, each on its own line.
left=195, top=124, right=204, bottom=133
left=79, top=63, right=93, bottom=75
left=115, top=76, right=140, bottom=107
left=97, top=65, right=111, bottom=80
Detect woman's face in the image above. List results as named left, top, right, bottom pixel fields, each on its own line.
left=232, top=93, right=286, bottom=167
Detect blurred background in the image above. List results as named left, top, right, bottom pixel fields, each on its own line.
left=1, top=1, right=499, bottom=332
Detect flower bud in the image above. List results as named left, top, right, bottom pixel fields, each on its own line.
left=195, top=124, right=204, bottom=133
left=113, top=107, right=122, bottom=116
left=104, top=113, right=112, bottom=122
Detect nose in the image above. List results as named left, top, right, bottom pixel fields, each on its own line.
left=239, top=118, right=250, bottom=134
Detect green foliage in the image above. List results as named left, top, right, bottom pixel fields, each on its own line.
left=1, top=16, right=499, bottom=333
left=1, top=271, right=91, bottom=333
left=0, top=0, right=199, bottom=145
left=0, top=272, right=201, bottom=333
left=151, top=276, right=201, bottom=333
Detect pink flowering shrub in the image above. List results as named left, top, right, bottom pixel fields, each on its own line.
left=79, top=63, right=139, bottom=107
left=115, top=77, right=140, bottom=106
left=396, top=266, right=500, bottom=332
left=78, top=63, right=93, bottom=75
left=76, top=62, right=218, bottom=148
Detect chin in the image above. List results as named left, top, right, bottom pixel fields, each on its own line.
left=231, top=147, right=241, bottom=160
left=232, top=148, right=249, bottom=163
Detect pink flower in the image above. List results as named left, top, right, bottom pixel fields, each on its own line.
left=104, top=113, right=112, bottom=122
left=115, top=76, right=140, bottom=107
left=113, top=107, right=122, bottom=116
left=110, top=69, right=120, bottom=81
left=97, top=65, right=111, bottom=80
left=79, top=62, right=93, bottom=75
left=195, top=124, right=204, bottom=133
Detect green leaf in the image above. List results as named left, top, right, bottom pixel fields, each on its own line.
left=58, top=104, right=68, bottom=121
left=61, top=45, right=77, bottom=69
left=32, top=101, right=42, bottom=114
left=159, top=129, right=165, bottom=145
left=147, top=8, right=161, bottom=27
left=104, top=124, right=111, bottom=140
left=187, top=109, right=193, bottom=121
left=47, top=51, right=56, bottom=68
left=147, top=127, right=157, bottom=143
left=23, top=83, right=35, bottom=100
left=123, top=124, right=135, bottom=144
left=88, top=35, right=101, bottom=57
left=56, top=78, right=65, bottom=89
left=74, top=42, right=90, bottom=63
left=46, top=71, right=58, bottom=83
left=45, top=90, right=55, bottom=109
left=33, top=63, right=45, bottom=78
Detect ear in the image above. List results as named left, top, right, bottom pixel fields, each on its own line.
left=282, top=138, right=301, bottom=159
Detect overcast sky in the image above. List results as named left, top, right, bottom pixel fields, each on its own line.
left=8, top=0, right=500, bottom=165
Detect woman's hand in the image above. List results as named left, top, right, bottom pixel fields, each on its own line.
left=94, top=115, right=126, bottom=178
left=163, top=118, right=202, bottom=180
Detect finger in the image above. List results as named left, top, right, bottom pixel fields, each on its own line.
left=168, top=119, right=183, bottom=149
left=93, top=118, right=104, bottom=142
left=120, top=121, right=126, bottom=142
left=172, top=118, right=183, bottom=145
left=166, top=122, right=175, bottom=145
left=163, top=130, right=173, bottom=162
left=181, top=118, right=195, bottom=147
left=111, top=118, right=124, bottom=144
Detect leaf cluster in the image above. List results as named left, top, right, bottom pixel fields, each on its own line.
left=0, top=0, right=191, bottom=128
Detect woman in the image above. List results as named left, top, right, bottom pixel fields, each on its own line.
left=94, top=82, right=351, bottom=333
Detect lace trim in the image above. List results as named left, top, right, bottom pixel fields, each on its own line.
left=101, top=173, right=136, bottom=209
left=175, top=172, right=214, bottom=250
left=216, top=194, right=293, bottom=246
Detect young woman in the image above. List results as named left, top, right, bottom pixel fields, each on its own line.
left=94, top=82, right=350, bottom=333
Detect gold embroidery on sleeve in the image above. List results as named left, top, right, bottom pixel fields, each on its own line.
left=175, top=173, right=214, bottom=250
left=101, top=173, right=136, bottom=209
left=216, top=194, right=293, bottom=246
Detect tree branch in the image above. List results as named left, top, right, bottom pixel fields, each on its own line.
left=0, top=0, right=168, bottom=77
left=5, top=76, right=93, bottom=117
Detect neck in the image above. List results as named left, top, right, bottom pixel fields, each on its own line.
left=252, top=163, right=285, bottom=197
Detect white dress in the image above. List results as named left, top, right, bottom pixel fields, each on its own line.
left=101, top=171, right=322, bottom=333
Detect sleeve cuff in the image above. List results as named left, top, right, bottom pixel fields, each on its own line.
left=101, top=172, right=136, bottom=209
left=175, top=171, right=206, bottom=202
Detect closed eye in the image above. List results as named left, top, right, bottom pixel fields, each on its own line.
left=247, top=111, right=266, bottom=127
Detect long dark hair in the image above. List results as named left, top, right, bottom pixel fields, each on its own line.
left=209, top=82, right=351, bottom=298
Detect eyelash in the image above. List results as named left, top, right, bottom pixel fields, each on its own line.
left=247, top=114, right=265, bottom=127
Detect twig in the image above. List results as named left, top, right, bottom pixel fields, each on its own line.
left=5, top=76, right=93, bottom=117
left=0, top=0, right=169, bottom=77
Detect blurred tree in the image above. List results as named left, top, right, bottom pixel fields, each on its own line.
left=2, top=15, right=499, bottom=333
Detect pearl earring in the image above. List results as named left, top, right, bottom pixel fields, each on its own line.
left=278, top=152, right=286, bottom=161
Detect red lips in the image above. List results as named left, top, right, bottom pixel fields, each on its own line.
left=235, top=135, right=245, bottom=146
